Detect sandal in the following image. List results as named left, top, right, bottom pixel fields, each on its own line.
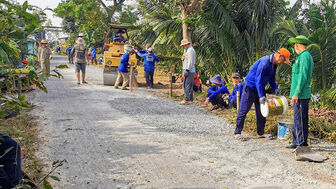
left=258, top=134, right=274, bottom=140
left=210, top=105, right=219, bottom=111
left=82, top=81, right=88, bottom=84
left=77, top=82, right=80, bottom=85
left=234, top=134, right=246, bottom=141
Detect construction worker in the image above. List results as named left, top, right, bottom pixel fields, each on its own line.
left=227, top=73, right=244, bottom=108
left=135, top=48, right=159, bottom=89
left=70, top=36, right=88, bottom=85
left=91, top=47, right=97, bottom=65
left=137, top=43, right=152, bottom=54
left=57, top=45, right=61, bottom=55
left=113, top=30, right=126, bottom=43
left=204, top=75, right=230, bottom=110
left=180, top=39, right=196, bottom=105
left=0, top=133, right=23, bottom=188
left=66, top=45, right=73, bottom=64
left=287, top=36, right=314, bottom=149
left=38, top=40, right=52, bottom=75
left=114, top=45, right=135, bottom=90
left=234, top=48, right=290, bottom=141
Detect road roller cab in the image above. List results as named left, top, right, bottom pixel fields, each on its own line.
left=103, top=24, right=138, bottom=85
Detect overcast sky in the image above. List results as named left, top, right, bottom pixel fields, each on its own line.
left=16, top=0, right=315, bottom=27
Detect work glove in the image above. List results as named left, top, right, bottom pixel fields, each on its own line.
left=259, top=96, right=267, bottom=105
left=275, top=89, right=281, bottom=96
left=183, top=70, right=189, bottom=77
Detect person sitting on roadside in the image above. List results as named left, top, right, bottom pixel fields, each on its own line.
left=17, top=59, right=29, bottom=68
left=181, top=72, right=201, bottom=92
left=114, top=45, right=135, bottom=90
left=113, top=30, right=126, bottom=43
left=204, top=74, right=230, bottom=110
left=227, top=72, right=243, bottom=108
left=135, top=48, right=159, bottom=89
left=0, top=133, right=23, bottom=188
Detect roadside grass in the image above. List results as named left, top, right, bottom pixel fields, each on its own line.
left=0, top=111, right=44, bottom=183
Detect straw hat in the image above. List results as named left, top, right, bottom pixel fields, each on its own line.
left=76, top=38, right=85, bottom=45
left=124, top=45, right=133, bottom=53
left=180, top=39, right=191, bottom=46
left=40, top=40, right=48, bottom=44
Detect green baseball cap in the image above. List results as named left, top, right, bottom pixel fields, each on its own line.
left=288, top=35, right=312, bottom=45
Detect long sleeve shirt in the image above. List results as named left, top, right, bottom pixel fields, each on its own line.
left=118, top=53, right=130, bottom=73
left=137, top=52, right=159, bottom=72
left=66, top=46, right=72, bottom=55
left=113, top=34, right=126, bottom=43
left=92, top=49, right=96, bottom=58
left=290, top=50, right=314, bottom=99
left=70, top=44, right=88, bottom=64
left=183, top=46, right=196, bottom=72
left=229, top=82, right=244, bottom=102
left=244, top=54, right=278, bottom=98
left=207, top=85, right=230, bottom=100
left=38, top=47, right=51, bottom=65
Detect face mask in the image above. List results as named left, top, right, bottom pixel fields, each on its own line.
left=294, top=45, right=300, bottom=54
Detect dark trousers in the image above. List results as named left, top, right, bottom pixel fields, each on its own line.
left=207, top=93, right=229, bottom=108
left=183, top=72, right=194, bottom=101
left=292, top=99, right=310, bottom=146
left=145, top=71, right=154, bottom=88
left=235, top=85, right=266, bottom=135
left=68, top=55, right=72, bottom=64
left=0, top=133, right=22, bottom=188
left=91, top=57, right=97, bottom=65
left=230, top=99, right=237, bottom=109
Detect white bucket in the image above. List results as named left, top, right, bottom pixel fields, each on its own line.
left=260, top=96, right=288, bottom=117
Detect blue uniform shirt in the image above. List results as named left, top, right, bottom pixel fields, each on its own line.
left=118, top=53, right=130, bottom=73
left=244, top=55, right=278, bottom=98
left=113, top=34, right=126, bottom=43
left=66, top=46, right=72, bottom=55
left=207, top=85, right=230, bottom=100
left=137, top=52, right=159, bottom=72
left=229, top=82, right=244, bottom=102
left=92, top=49, right=96, bottom=58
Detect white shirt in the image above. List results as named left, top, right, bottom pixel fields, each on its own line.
left=183, top=46, right=196, bottom=73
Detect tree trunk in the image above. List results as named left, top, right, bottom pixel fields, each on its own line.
left=180, top=6, right=192, bottom=43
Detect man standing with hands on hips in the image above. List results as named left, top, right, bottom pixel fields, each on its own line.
left=180, top=39, right=196, bottom=105
left=287, top=36, right=314, bottom=149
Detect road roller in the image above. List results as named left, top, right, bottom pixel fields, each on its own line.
left=103, top=24, right=138, bottom=85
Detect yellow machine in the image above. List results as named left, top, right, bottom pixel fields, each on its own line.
left=103, top=24, right=138, bottom=85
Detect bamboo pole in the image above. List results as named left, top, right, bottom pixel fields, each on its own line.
left=237, top=91, right=240, bottom=112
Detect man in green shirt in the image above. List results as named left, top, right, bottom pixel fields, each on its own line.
left=288, top=35, right=314, bottom=149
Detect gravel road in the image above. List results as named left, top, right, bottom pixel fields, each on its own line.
left=29, top=55, right=336, bottom=189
